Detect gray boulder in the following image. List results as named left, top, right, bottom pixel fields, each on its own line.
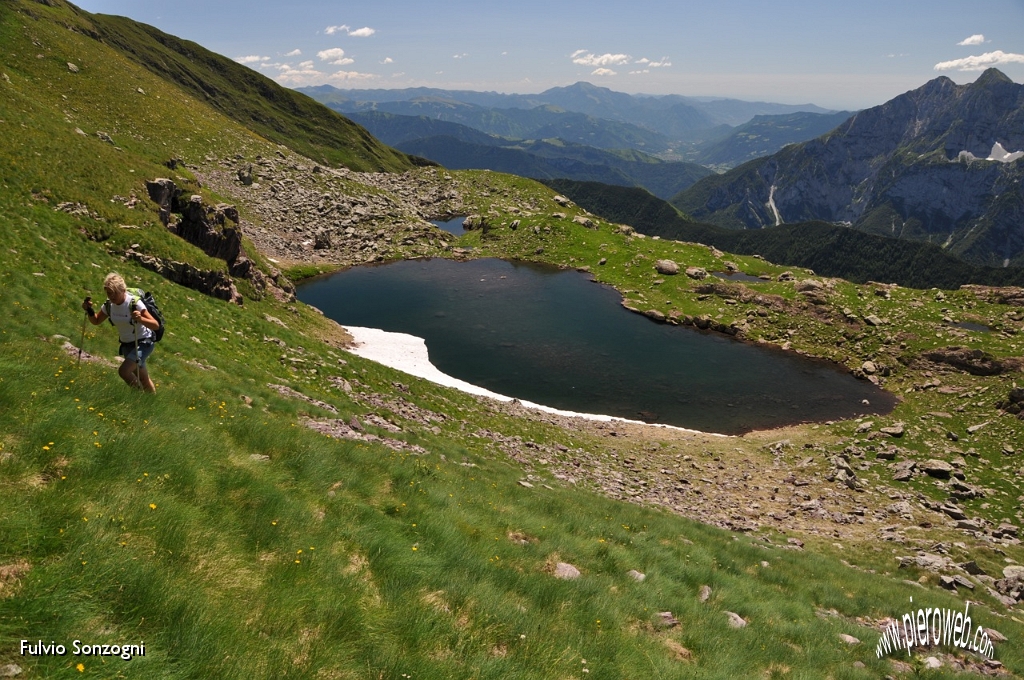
left=237, top=163, right=254, bottom=186
left=685, top=266, right=708, bottom=280
left=654, top=259, right=679, bottom=275
left=922, top=459, right=954, bottom=478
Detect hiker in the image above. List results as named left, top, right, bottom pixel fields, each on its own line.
left=82, top=273, right=159, bottom=393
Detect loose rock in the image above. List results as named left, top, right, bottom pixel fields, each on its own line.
left=922, top=459, right=953, bottom=478
left=655, top=611, right=680, bottom=628
left=725, top=611, right=747, bottom=628
left=654, top=259, right=679, bottom=275
left=553, top=562, right=581, bottom=580
left=685, top=267, right=708, bottom=280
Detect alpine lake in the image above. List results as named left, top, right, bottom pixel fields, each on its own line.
left=297, top=257, right=897, bottom=435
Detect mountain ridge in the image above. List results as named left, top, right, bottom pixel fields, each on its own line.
left=672, top=69, right=1024, bottom=267
left=298, top=81, right=835, bottom=145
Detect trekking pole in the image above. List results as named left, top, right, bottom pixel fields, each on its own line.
left=78, top=296, right=91, bottom=367
left=134, top=312, right=141, bottom=388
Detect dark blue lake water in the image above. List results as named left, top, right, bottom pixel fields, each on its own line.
left=297, top=258, right=896, bottom=434
left=430, top=217, right=468, bottom=236
left=954, top=321, right=991, bottom=333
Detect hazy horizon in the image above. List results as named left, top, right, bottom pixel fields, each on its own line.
left=74, top=0, right=1024, bottom=111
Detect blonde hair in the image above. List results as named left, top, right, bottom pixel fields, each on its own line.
left=103, top=272, right=126, bottom=294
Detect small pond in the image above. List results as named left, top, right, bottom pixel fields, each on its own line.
left=712, top=271, right=766, bottom=283
left=297, top=258, right=896, bottom=434
left=430, top=217, right=468, bottom=236
left=953, top=321, right=991, bottom=333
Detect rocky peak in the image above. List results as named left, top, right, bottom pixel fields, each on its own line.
left=677, top=70, right=1024, bottom=266
left=972, top=67, right=1015, bottom=89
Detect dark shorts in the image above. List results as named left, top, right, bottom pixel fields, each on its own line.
left=119, top=341, right=155, bottom=369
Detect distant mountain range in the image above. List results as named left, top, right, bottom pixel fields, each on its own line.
left=345, top=112, right=711, bottom=199
left=298, top=81, right=833, bottom=149
left=691, top=110, right=854, bottom=169
left=673, top=69, right=1024, bottom=268
left=297, top=84, right=844, bottom=197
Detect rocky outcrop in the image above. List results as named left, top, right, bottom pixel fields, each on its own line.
left=125, top=248, right=242, bottom=304
left=677, top=69, right=1024, bottom=267
left=961, top=285, right=1024, bottom=307
left=192, top=160, right=471, bottom=267
left=921, top=346, right=1021, bottom=376
left=996, top=387, right=1024, bottom=418
left=145, top=178, right=294, bottom=302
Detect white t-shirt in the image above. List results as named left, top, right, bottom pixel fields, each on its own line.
left=105, top=295, right=155, bottom=344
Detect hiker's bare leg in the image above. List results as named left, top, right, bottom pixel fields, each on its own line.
left=119, top=359, right=142, bottom=389
left=138, top=366, right=156, bottom=393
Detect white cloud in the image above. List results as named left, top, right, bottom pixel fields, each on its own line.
left=629, top=69, right=650, bottom=75
left=958, top=34, right=986, bottom=46
left=453, top=53, right=468, bottom=59
left=274, top=63, right=326, bottom=85
left=327, top=70, right=378, bottom=82
left=572, top=51, right=631, bottom=67
left=325, top=24, right=375, bottom=37
left=934, top=50, right=1024, bottom=71
left=299, top=60, right=314, bottom=68
left=317, top=48, right=354, bottom=66
left=591, top=68, right=617, bottom=76
left=317, top=48, right=346, bottom=60
left=235, top=55, right=269, bottom=64
left=638, top=56, right=671, bottom=68
left=381, top=57, right=394, bottom=64
left=284, top=49, right=302, bottom=57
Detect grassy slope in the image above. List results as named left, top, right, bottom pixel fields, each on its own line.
left=58, top=3, right=415, bottom=173
left=1, top=2, right=1023, bottom=678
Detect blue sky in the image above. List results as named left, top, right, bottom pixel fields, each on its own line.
left=75, top=0, right=1024, bottom=110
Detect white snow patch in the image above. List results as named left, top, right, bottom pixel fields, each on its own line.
left=956, top=142, right=1023, bottom=164
left=343, top=326, right=727, bottom=436
left=988, top=142, right=1024, bottom=163
left=767, top=185, right=782, bottom=226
